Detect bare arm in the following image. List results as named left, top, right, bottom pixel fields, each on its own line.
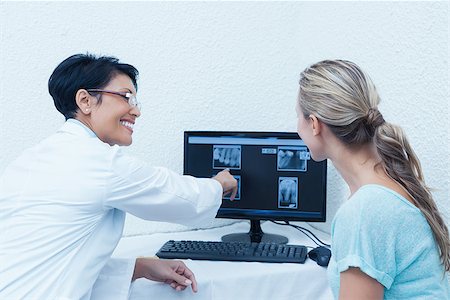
left=339, top=267, right=384, bottom=300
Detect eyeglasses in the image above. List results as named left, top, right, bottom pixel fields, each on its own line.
left=86, top=89, right=140, bottom=110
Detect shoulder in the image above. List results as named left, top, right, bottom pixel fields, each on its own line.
left=332, top=184, right=434, bottom=258
left=334, top=184, right=422, bottom=225
left=52, top=125, right=146, bottom=176
left=15, top=127, right=126, bottom=173
left=331, top=184, right=432, bottom=254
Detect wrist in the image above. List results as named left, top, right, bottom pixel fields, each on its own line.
left=213, top=177, right=225, bottom=190
left=132, top=256, right=159, bottom=281
left=132, top=257, right=145, bottom=281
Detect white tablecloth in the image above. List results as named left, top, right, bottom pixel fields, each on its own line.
left=113, top=221, right=334, bottom=300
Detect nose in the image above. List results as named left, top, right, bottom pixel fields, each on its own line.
left=130, top=105, right=141, bottom=118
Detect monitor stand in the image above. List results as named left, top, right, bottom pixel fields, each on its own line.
left=221, top=220, right=288, bottom=244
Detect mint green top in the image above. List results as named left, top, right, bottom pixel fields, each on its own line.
left=327, top=184, right=450, bottom=299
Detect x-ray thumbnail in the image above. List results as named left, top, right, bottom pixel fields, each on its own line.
left=278, top=177, right=298, bottom=209
left=277, top=146, right=309, bottom=172
left=213, top=145, right=241, bottom=170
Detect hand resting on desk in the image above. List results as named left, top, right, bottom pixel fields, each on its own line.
left=132, top=257, right=198, bottom=293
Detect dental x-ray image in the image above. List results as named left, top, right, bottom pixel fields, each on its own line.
left=277, top=146, right=309, bottom=172
left=278, top=177, right=298, bottom=209
left=213, top=145, right=241, bottom=169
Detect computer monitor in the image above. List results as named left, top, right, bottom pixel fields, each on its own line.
left=184, top=131, right=327, bottom=244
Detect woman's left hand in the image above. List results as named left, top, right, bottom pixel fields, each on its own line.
left=132, top=257, right=198, bottom=292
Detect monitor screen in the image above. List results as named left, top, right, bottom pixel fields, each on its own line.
left=184, top=131, right=327, bottom=243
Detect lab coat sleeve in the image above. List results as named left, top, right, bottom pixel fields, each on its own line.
left=104, top=148, right=223, bottom=226
left=89, top=258, right=136, bottom=300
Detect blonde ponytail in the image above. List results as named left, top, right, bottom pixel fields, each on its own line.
left=375, top=122, right=450, bottom=271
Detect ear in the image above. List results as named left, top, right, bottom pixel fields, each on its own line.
left=309, top=114, right=322, bottom=136
left=75, top=89, right=94, bottom=115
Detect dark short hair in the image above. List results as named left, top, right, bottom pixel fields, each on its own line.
left=48, top=53, right=139, bottom=120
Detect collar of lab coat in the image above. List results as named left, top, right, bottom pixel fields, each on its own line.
left=59, top=119, right=98, bottom=138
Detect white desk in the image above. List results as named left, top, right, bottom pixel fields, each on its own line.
left=113, top=221, right=334, bottom=300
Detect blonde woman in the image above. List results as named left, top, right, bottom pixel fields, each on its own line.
left=296, top=60, right=449, bottom=299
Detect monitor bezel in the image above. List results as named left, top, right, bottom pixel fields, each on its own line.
left=184, top=131, right=327, bottom=223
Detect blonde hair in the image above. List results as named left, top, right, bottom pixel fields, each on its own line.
left=298, top=59, right=450, bottom=272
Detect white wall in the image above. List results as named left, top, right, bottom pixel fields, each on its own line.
left=0, top=1, right=448, bottom=236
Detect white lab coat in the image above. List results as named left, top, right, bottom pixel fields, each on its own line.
left=0, top=119, right=222, bottom=299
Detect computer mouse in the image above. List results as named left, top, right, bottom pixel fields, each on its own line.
left=308, top=246, right=331, bottom=267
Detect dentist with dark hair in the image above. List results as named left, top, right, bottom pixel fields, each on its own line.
left=0, top=53, right=237, bottom=299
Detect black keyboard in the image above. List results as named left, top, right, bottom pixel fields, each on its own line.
left=156, top=240, right=307, bottom=263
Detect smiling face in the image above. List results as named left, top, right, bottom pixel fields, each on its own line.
left=87, top=73, right=141, bottom=146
